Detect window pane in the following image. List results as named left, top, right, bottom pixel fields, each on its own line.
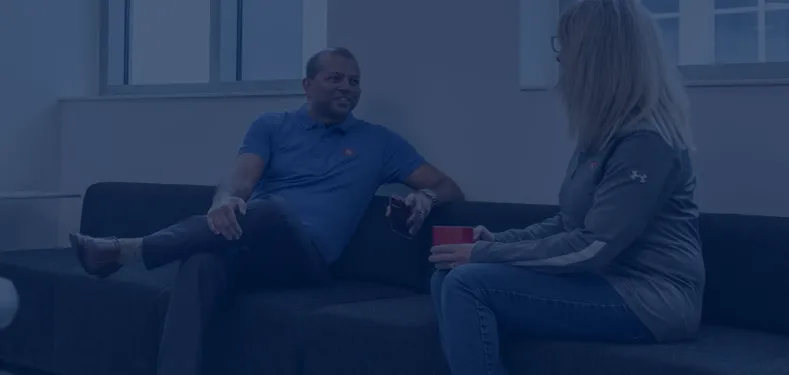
left=240, top=0, right=303, bottom=81
left=641, top=0, right=679, bottom=14
left=715, top=12, right=758, bottom=63
left=715, top=0, right=758, bottom=9
left=656, top=17, right=680, bottom=64
left=766, top=10, right=789, bottom=62
left=128, top=0, right=211, bottom=84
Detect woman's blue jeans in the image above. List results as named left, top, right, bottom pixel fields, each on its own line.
left=431, top=264, right=655, bottom=375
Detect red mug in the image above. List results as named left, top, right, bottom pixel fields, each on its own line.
left=432, top=226, right=474, bottom=246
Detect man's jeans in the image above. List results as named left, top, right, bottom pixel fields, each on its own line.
left=431, top=264, right=654, bottom=375
left=140, top=195, right=329, bottom=375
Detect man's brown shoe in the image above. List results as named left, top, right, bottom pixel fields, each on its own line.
left=69, top=233, right=123, bottom=278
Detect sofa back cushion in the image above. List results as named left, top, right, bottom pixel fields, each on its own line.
left=699, top=213, right=789, bottom=335
left=330, top=196, right=430, bottom=291
left=81, top=182, right=214, bottom=237
left=80, top=183, right=789, bottom=336
left=336, top=199, right=789, bottom=335
left=80, top=184, right=561, bottom=294
left=334, top=198, right=558, bottom=292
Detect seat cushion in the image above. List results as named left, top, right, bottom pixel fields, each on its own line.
left=53, top=263, right=177, bottom=375
left=0, top=249, right=62, bottom=374
left=205, top=282, right=415, bottom=375
left=506, top=326, right=789, bottom=375
left=0, top=248, right=415, bottom=375
left=302, top=295, right=449, bottom=375
left=0, top=248, right=177, bottom=375
left=699, top=213, right=789, bottom=336
left=301, top=293, right=789, bottom=375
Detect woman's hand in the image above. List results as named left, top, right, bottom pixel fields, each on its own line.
left=473, top=225, right=495, bottom=241
left=429, top=243, right=474, bottom=269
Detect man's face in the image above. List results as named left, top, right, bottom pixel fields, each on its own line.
left=303, top=55, right=361, bottom=120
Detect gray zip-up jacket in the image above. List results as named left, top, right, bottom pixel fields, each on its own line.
left=471, top=122, right=705, bottom=343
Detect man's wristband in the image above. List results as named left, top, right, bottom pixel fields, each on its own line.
left=419, top=189, right=438, bottom=205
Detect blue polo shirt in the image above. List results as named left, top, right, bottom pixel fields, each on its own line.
left=238, top=105, right=426, bottom=263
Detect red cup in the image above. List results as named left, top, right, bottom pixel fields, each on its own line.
left=432, top=226, right=474, bottom=246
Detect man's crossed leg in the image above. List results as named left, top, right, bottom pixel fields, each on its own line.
left=70, top=195, right=329, bottom=375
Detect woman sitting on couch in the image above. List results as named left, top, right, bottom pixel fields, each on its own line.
left=428, top=0, right=704, bottom=374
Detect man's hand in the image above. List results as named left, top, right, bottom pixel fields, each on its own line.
left=473, top=225, right=495, bottom=241
left=207, top=196, right=247, bottom=240
left=429, top=243, right=474, bottom=269
left=405, top=191, right=433, bottom=235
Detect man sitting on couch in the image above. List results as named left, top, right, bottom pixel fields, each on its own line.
left=69, top=47, right=464, bottom=375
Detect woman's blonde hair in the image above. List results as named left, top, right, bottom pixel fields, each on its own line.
left=557, top=0, right=693, bottom=151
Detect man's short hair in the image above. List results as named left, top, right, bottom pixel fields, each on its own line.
left=305, top=48, right=357, bottom=79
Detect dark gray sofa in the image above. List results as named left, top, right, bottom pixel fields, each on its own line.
left=1, top=182, right=787, bottom=375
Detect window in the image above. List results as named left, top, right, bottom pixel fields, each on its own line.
left=100, top=0, right=327, bottom=95
left=520, top=0, right=789, bottom=89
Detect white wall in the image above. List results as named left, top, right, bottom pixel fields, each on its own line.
left=0, top=0, right=98, bottom=250
left=56, top=0, right=789, bottom=244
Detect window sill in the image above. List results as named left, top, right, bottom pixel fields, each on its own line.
left=65, top=79, right=307, bottom=101
left=521, top=62, right=789, bottom=91
left=520, top=77, right=789, bottom=92
left=683, top=78, right=789, bottom=87
left=60, top=89, right=305, bottom=102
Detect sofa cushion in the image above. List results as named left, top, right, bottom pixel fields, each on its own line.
left=0, top=249, right=60, bottom=374
left=302, top=294, right=448, bottom=375
left=301, top=294, right=789, bottom=375
left=80, top=182, right=214, bottom=238
left=506, top=326, right=789, bottom=375
left=53, top=263, right=176, bottom=375
left=0, top=248, right=415, bottom=375
left=206, top=282, right=414, bottom=375
left=427, top=200, right=560, bottom=233
left=81, top=183, right=432, bottom=294
left=334, top=199, right=560, bottom=294
left=333, top=196, right=434, bottom=293
left=699, top=213, right=789, bottom=336
left=0, top=248, right=177, bottom=375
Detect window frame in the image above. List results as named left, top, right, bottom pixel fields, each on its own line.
left=98, top=0, right=326, bottom=97
left=520, top=0, right=789, bottom=91
left=673, top=0, right=789, bottom=85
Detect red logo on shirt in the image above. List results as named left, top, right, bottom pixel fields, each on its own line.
left=343, top=148, right=354, bottom=156
left=590, top=161, right=598, bottom=169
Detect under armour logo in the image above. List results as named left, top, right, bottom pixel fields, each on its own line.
left=630, top=170, right=647, bottom=183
